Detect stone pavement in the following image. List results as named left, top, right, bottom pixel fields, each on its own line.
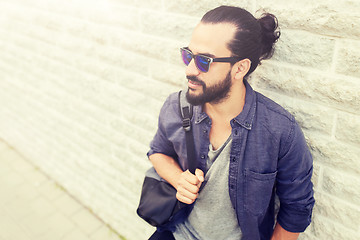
left=0, top=139, right=124, bottom=240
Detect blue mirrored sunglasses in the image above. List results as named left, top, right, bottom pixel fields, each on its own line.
left=180, top=47, right=243, bottom=73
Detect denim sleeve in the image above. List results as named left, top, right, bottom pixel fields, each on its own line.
left=276, top=119, right=315, bottom=232
left=147, top=94, right=177, bottom=159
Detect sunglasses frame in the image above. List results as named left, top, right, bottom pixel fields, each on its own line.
left=180, top=47, right=243, bottom=73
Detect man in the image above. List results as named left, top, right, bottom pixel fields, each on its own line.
left=147, top=5, right=314, bottom=240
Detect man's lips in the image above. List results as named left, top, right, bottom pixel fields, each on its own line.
left=188, top=80, right=202, bottom=89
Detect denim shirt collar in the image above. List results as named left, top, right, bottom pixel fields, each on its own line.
left=194, top=80, right=256, bottom=130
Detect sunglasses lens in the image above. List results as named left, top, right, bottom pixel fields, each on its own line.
left=181, top=49, right=192, bottom=65
left=195, top=56, right=210, bottom=72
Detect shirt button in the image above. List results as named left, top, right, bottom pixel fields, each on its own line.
left=201, top=155, right=205, bottom=159
left=231, top=157, right=236, bottom=162
left=234, top=129, right=238, bottom=135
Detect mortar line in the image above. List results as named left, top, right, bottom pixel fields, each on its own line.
left=330, top=39, right=340, bottom=74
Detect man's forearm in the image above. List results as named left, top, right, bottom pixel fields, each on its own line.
left=149, top=153, right=204, bottom=204
left=149, top=153, right=183, bottom=189
left=271, top=222, right=300, bottom=240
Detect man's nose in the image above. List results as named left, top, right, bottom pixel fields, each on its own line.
left=185, top=59, right=200, bottom=76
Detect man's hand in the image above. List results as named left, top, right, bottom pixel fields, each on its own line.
left=176, top=169, right=204, bottom=204
left=271, top=223, right=300, bottom=240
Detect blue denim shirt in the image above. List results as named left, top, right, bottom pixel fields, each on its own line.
left=147, top=81, right=315, bottom=240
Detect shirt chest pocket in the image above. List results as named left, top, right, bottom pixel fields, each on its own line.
left=244, top=169, right=277, bottom=216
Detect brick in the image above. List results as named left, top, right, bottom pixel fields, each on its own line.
left=12, top=20, right=105, bottom=64
left=169, top=41, right=189, bottom=65
left=96, top=47, right=152, bottom=77
left=84, top=5, right=140, bottom=30
left=288, top=100, right=335, bottom=136
left=322, top=168, right=360, bottom=205
left=136, top=0, right=163, bottom=10
left=336, top=112, right=360, bottom=146
left=108, top=0, right=137, bottom=8
left=165, top=0, right=254, bottom=17
left=140, top=11, right=197, bottom=41
left=311, top=163, right=321, bottom=190
left=93, top=84, right=162, bottom=118
left=310, top=214, right=358, bottom=240
left=254, top=63, right=360, bottom=114
left=308, top=136, right=360, bottom=175
left=253, top=64, right=311, bottom=98
left=8, top=9, right=126, bottom=62
left=112, top=29, right=175, bottom=61
left=273, top=30, right=335, bottom=70
left=110, top=146, right=152, bottom=175
left=254, top=89, right=335, bottom=136
left=314, top=192, right=360, bottom=231
left=119, top=115, right=157, bottom=143
left=148, top=60, right=187, bottom=89
left=257, top=0, right=360, bottom=39
left=336, top=40, right=360, bottom=78
left=114, top=68, right=178, bottom=103
left=298, top=229, right=316, bottom=240
left=108, top=119, right=151, bottom=155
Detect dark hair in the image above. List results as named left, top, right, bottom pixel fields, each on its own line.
left=201, top=6, right=280, bottom=78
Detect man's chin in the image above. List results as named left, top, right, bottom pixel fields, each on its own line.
left=187, top=87, right=200, bottom=96
left=186, top=90, right=205, bottom=106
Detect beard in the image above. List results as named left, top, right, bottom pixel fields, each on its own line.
left=186, top=71, right=232, bottom=106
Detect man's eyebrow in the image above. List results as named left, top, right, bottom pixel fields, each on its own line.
left=186, top=47, right=216, bottom=58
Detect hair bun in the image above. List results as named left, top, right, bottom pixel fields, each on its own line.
left=258, top=13, right=280, bottom=61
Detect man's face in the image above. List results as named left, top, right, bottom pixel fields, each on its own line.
left=184, top=23, right=237, bottom=106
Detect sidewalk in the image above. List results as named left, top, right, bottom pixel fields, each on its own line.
left=0, top=140, right=124, bottom=240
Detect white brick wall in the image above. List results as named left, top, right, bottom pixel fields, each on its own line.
left=0, top=0, right=359, bottom=239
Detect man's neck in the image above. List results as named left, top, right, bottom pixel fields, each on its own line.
left=204, top=81, right=246, bottom=123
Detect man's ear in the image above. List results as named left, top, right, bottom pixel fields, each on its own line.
left=232, top=59, right=251, bottom=80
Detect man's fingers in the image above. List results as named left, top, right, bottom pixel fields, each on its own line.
left=183, top=183, right=200, bottom=194
left=177, top=181, right=199, bottom=195
left=183, top=170, right=201, bottom=185
left=176, top=192, right=197, bottom=204
left=175, top=169, right=205, bottom=204
left=195, top=169, right=205, bottom=182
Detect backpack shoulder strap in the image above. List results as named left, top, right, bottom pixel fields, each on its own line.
left=178, top=90, right=196, bottom=174
left=178, top=90, right=193, bottom=132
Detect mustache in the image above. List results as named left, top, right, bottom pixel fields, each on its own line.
left=186, top=75, right=205, bottom=87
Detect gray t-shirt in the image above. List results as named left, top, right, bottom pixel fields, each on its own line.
left=173, top=137, right=242, bottom=240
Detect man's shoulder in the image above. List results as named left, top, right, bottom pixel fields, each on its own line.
left=255, top=91, right=294, bottom=123
left=158, top=91, right=182, bottom=122
left=253, top=91, right=300, bottom=152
